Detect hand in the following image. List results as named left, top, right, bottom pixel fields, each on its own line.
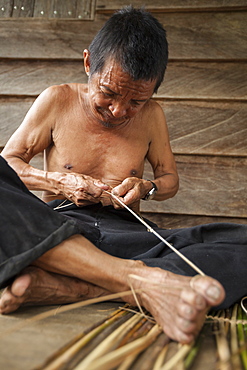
left=111, top=177, right=152, bottom=209
left=58, top=172, right=109, bottom=207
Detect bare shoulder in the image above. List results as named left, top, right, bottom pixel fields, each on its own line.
left=39, top=83, right=85, bottom=103
left=142, top=99, right=165, bottom=121
left=140, top=99, right=167, bottom=135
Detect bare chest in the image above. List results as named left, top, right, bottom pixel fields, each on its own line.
left=47, top=123, right=150, bottom=185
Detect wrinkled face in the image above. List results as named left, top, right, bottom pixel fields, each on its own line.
left=86, top=57, right=156, bottom=128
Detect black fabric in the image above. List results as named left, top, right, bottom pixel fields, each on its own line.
left=49, top=200, right=247, bottom=310
left=0, top=156, right=81, bottom=288
left=0, top=155, right=246, bottom=310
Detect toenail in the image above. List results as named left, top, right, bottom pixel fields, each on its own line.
left=206, top=285, right=221, bottom=300
left=183, top=319, right=191, bottom=329
left=184, top=306, right=193, bottom=315
left=189, top=274, right=201, bottom=290
left=195, top=295, right=205, bottom=307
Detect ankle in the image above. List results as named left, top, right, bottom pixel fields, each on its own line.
left=112, top=259, right=146, bottom=293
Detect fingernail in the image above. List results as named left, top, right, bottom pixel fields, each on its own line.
left=206, top=285, right=221, bottom=300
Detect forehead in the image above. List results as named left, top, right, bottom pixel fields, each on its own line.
left=95, top=59, right=156, bottom=98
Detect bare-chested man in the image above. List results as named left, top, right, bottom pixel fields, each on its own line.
left=1, top=7, right=246, bottom=344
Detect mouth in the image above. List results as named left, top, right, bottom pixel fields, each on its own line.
left=97, top=109, right=129, bottom=127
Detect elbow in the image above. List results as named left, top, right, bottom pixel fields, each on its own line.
left=170, top=174, right=179, bottom=199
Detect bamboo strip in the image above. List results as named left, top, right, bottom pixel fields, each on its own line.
left=214, top=310, right=232, bottom=370
left=130, top=332, right=170, bottom=370
left=76, top=324, right=162, bottom=370
left=42, top=310, right=131, bottom=370
left=153, top=344, right=169, bottom=370
left=159, top=342, right=194, bottom=370
left=0, top=290, right=141, bottom=338
left=238, top=305, right=247, bottom=369
left=65, top=312, right=135, bottom=369
left=116, top=320, right=156, bottom=369
left=184, top=335, right=202, bottom=369
left=74, top=314, right=144, bottom=369
left=40, top=307, right=124, bottom=369
left=106, top=191, right=205, bottom=276
left=230, top=304, right=242, bottom=370
left=117, top=353, right=138, bottom=370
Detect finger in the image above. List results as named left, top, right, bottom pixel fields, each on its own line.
left=111, top=195, right=125, bottom=209
left=93, top=180, right=110, bottom=190
left=122, top=188, right=137, bottom=203
left=112, top=178, right=133, bottom=197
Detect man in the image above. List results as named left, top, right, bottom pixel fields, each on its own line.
left=0, top=7, right=246, bottom=343
left=0, top=155, right=225, bottom=344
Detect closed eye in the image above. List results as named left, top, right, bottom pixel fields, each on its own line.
left=103, top=92, right=114, bottom=97
left=100, top=87, right=116, bottom=98
left=131, top=100, right=141, bottom=106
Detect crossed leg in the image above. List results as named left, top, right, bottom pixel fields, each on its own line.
left=0, top=234, right=225, bottom=344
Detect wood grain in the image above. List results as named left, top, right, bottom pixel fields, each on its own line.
left=160, top=100, right=247, bottom=157
left=0, top=11, right=246, bottom=60
left=0, top=100, right=34, bottom=147
left=0, top=4, right=246, bottom=222
left=96, top=0, right=247, bottom=12
left=0, top=60, right=87, bottom=96
left=1, top=60, right=247, bottom=100
left=1, top=100, right=246, bottom=158
left=0, top=18, right=104, bottom=59
left=159, top=62, right=247, bottom=100
left=142, top=155, right=247, bottom=218
left=0, top=0, right=95, bottom=19
left=141, top=213, right=247, bottom=229
left=1, top=151, right=244, bottom=218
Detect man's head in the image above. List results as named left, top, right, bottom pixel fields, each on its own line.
left=86, top=6, right=168, bottom=93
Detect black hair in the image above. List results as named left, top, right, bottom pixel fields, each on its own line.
left=88, top=6, right=168, bottom=93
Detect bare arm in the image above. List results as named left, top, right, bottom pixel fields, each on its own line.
left=111, top=102, right=179, bottom=207
left=2, top=87, right=57, bottom=191
left=2, top=86, right=108, bottom=204
left=145, top=102, right=179, bottom=201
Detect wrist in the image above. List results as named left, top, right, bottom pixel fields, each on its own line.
left=46, top=171, right=65, bottom=196
left=142, top=180, right=158, bottom=201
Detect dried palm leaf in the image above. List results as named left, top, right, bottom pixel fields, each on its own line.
left=75, top=324, right=162, bottom=370
left=213, top=310, right=232, bottom=370
left=40, top=308, right=131, bottom=370
left=230, top=304, right=242, bottom=370
left=238, top=304, right=247, bottom=369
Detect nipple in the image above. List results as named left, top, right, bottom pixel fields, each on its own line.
left=64, top=163, right=73, bottom=170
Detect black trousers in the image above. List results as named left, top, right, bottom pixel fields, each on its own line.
left=0, top=156, right=81, bottom=288
left=1, top=156, right=246, bottom=309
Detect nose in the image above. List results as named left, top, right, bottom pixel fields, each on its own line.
left=108, top=101, right=127, bottom=118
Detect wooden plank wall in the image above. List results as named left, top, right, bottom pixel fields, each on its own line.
left=0, top=0, right=246, bottom=227
left=0, top=0, right=95, bottom=19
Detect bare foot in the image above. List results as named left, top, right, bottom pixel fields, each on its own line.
left=126, top=267, right=225, bottom=344
left=0, top=266, right=109, bottom=314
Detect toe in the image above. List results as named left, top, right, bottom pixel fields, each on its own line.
left=178, top=302, right=197, bottom=321
left=180, top=288, right=207, bottom=310
left=190, top=275, right=225, bottom=306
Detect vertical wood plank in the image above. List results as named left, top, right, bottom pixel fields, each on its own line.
left=12, top=0, right=34, bottom=17
left=33, top=0, right=49, bottom=18
left=32, top=0, right=95, bottom=19
left=49, top=0, right=77, bottom=19
left=0, top=0, right=14, bottom=17
left=76, top=0, right=95, bottom=20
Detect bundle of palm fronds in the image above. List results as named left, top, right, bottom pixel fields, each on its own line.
left=35, top=301, right=247, bottom=370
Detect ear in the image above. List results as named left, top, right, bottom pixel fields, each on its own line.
left=83, top=49, right=90, bottom=76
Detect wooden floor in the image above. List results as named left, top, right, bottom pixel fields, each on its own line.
left=0, top=299, right=246, bottom=370
left=0, top=301, right=120, bottom=369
